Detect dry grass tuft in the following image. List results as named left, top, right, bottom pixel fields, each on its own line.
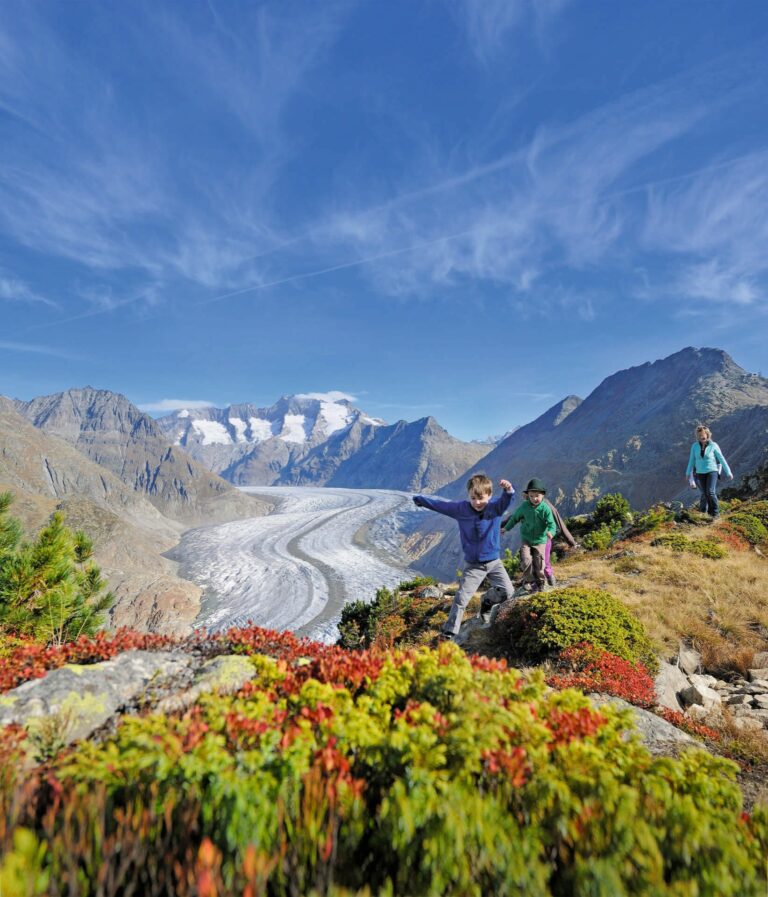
left=553, top=523, right=768, bottom=672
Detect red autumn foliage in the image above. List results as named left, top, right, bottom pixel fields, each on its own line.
left=0, top=629, right=179, bottom=693
left=480, top=745, right=529, bottom=786
left=656, top=708, right=720, bottom=741
left=547, top=642, right=656, bottom=709
left=543, top=705, right=608, bottom=748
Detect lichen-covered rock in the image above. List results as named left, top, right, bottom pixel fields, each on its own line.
left=0, top=650, right=192, bottom=744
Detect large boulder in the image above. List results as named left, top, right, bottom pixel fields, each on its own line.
left=654, top=661, right=690, bottom=712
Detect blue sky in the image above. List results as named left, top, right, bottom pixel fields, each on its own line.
left=1, top=0, right=767, bottom=440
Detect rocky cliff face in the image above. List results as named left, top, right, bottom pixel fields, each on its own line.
left=409, top=348, right=768, bottom=579
left=327, top=416, right=490, bottom=492
left=0, top=397, right=201, bottom=634
left=15, top=388, right=268, bottom=525
left=157, top=395, right=488, bottom=491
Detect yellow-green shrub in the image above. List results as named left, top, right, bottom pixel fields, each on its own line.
left=651, top=532, right=728, bottom=559
left=504, top=587, right=658, bottom=670
left=3, top=636, right=767, bottom=896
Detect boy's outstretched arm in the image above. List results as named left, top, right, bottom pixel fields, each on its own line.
left=488, top=479, right=515, bottom=516
left=412, top=495, right=464, bottom=518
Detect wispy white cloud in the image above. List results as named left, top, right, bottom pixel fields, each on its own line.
left=138, top=399, right=216, bottom=412
left=294, top=391, right=357, bottom=403
left=0, top=340, right=81, bottom=360
left=453, top=0, right=572, bottom=64
left=0, top=1, right=347, bottom=309
left=308, top=60, right=721, bottom=302
left=642, top=151, right=768, bottom=306
left=0, top=273, right=55, bottom=307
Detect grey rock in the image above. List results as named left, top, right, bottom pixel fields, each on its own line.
left=689, top=673, right=717, bottom=689
left=752, top=651, right=768, bottom=668
left=678, top=643, right=703, bottom=676
left=726, top=694, right=752, bottom=706
left=0, top=650, right=193, bottom=745
left=680, top=682, right=722, bottom=710
left=732, top=717, right=765, bottom=733
left=753, top=694, right=768, bottom=709
left=748, top=668, right=768, bottom=682
left=154, top=655, right=257, bottom=715
left=588, top=694, right=696, bottom=749
left=654, top=661, right=690, bottom=712
left=419, top=586, right=444, bottom=600
left=731, top=705, right=763, bottom=719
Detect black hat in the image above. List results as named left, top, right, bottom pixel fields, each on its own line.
left=524, top=478, right=547, bottom=494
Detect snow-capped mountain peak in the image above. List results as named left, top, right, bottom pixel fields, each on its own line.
left=158, top=393, right=385, bottom=452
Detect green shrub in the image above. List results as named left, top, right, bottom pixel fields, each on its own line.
left=8, top=639, right=765, bottom=896
left=581, top=524, right=614, bottom=551
left=504, top=587, right=658, bottom=671
left=394, top=576, right=436, bottom=592
left=651, top=533, right=728, bottom=559
left=632, top=505, right=675, bottom=533
left=742, top=501, right=768, bottom=527
left=592, top=493, right=632, bottom=529
left=726, top=513, right=768, bottom=546
left=502, top=547, right=521, bottom=578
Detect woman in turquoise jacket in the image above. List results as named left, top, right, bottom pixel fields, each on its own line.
left=685, top=425, right=733, bottom=518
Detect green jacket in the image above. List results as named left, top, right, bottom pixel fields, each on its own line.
left=503, top=500, right=557, bottom=545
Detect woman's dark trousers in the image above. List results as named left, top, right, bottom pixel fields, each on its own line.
left=695, top=471, right=719, bottom=517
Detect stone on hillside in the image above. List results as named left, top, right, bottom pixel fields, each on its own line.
left=654, top=661, right=690, bottom=712
left=726, top=694, right=752, bottom=706
left=588, top=694, right=696, bottom=751
left=689, top=673, right=718, bottom=689
left=731, top=716, right=764, bottom=734
left=686, top=705, right=714, bottom=723
left=753, top=694, right=768, bottom=709
left=748, top=668, right=768, bottom=682
left=752, top=651, right=768, bottom=668
left=680, top=682, right=722, bottom=711
left=0, top=650, right=192, bottom=746
left=419, top=586, right=444, bottom=600
left=155, top=655, right=257, bottom=715
left=676, top=641, right=701, bottom=676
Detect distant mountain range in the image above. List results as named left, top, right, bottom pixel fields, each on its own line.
left=4, top=346, right=768, bottom=631
left=407, top=347, right=768, bottom=579
left=5, top=389, right=272, bottom=633
left=155, top=394, right=491, bottom=492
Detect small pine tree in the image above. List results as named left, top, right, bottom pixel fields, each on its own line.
left=0, top=492, right=22, bottom=560
left=0, top=500, right=113, bottom=645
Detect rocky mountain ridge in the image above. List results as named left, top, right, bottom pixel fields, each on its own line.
left=0, top=397, right=201, bottom=633
left=407, top=347, right=768, bottom=579
left=15, top=387, right=268, bottom=526
left=157, top=393, right=490, bottom=492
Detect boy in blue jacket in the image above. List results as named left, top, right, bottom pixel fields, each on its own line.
left=413, top=473, right=515, bottom=640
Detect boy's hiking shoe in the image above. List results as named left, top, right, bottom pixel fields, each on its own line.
left=545, top=572, right=556, bottom=586
left=437, top=631, right=455, bottom=642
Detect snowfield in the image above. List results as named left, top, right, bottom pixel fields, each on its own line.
left=171, top=487, right=415, bottom=643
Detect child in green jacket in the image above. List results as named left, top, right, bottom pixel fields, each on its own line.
left=503, top=478, right=556, bottom=592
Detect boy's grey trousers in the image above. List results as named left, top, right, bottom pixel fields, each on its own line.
left=442, top=559, right=514, bottom=636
